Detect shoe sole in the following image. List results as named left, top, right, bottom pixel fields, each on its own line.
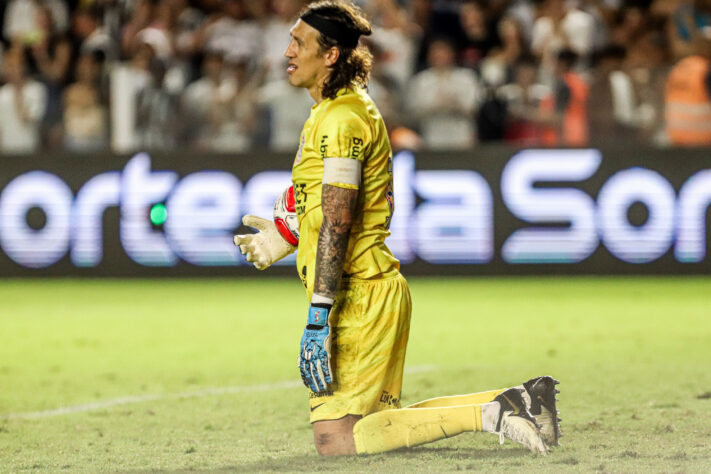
left=495, top=388, right=550, bottom=455
left=500, top=413, right=550, bottom=454
left=523, top=376, right=562, bottom=447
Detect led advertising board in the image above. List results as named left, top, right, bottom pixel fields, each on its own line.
left=0, top=147, right=708, bottom=276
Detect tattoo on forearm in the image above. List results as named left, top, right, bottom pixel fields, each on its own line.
left=314, top=184, right=358, bottom=299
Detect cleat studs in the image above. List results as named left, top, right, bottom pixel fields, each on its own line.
left=554, top=389, right=560, bottom=394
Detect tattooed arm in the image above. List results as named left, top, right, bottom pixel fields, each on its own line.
left=313, top=184, right=359, bottom=299
left=298, top=183, right=357, bottom=391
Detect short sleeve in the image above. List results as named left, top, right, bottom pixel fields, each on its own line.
left=316, top=103, right=371, bottom=161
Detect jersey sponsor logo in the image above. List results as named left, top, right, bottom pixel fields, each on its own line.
left=319, top=135, right=328, bottom=159
left=300, top=265, right=308, bottom=288
left=294, top=182, right=307, bottom=215
left=350, top=137, right=363, bottom=159
left=380, top=390, right=400, bottom=407
left=309, top=390, right=334, bottom=399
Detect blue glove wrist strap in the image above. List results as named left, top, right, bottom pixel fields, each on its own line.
left=307, top=303, right=331, bottom=327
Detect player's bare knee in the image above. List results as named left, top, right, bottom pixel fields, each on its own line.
left=313, top=430, right=356, bottom=456
left=314, top=432, right=338, bottom=456
left=313, top=417, right=359, bottom=456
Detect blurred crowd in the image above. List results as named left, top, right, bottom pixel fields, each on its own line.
left=1, top=0, right=710, bottom=154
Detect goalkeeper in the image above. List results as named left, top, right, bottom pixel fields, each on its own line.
left=234, top=0, right=560, bottom=456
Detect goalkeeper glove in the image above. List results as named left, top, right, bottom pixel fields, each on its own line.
left=299, top=302, right=333, bottom=393
left=233, top=215, right=296, bottom=270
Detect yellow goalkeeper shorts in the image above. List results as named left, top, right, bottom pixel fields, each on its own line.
left=308, top=272, right=412, bottom=423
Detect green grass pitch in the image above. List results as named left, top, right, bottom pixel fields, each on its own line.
left=1, top=277, right=710, bottom=472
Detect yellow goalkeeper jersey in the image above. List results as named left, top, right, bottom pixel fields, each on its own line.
left=292, top=85, right=400, bottom=296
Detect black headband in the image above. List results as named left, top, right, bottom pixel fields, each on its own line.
left=300, top=11, right=361, bottom=49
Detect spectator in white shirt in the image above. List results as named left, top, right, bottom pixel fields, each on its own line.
left=192, top=0, right=260, bottom=67
left=366, top=0, right=419, bottom=91
left=257, top=74, right=314, bottom=151
left=0, top=48, right=48, bottom=154
left=3, top=0, right=38, bottom=46
left=408, top=37, right=481, bottom=150
left=3, top=0, right=69, bottom=47
left=182, top=51, right=230, bottom=148
left=207, top=58, right=257, bottom=152
left=588, top=45, right=641, bottom=143
left=531, top=0, right=595, bottom=83
left=182, top=50, right=256, bottom=151
left=63, top=52, right=107, bottom=151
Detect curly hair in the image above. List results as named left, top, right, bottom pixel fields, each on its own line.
left=300, top=1, right=373, bottom=100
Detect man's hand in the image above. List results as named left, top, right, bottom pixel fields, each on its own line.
left=233, top=215, right=296, bottom=270
left=299, top=304, right=333, bottom=393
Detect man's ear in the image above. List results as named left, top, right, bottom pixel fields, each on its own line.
left=324, top=46, right=340, bottom=67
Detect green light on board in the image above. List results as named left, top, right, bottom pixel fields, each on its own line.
left=150, top=203, right=168, bottom=226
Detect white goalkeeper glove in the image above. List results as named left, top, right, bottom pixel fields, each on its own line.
left=233, top=215, right=296, bottom=270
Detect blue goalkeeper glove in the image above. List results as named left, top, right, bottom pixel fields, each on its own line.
left=299, top=303, right=333, bottom=393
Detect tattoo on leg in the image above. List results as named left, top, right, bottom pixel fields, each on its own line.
left=314, top=184, right=358, bottom=299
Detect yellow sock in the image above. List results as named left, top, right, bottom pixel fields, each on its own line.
left=406, top=389, right=506, bottom=409
left=353, top=404, right=484, bottom=454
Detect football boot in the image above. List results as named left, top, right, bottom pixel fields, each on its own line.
left=521, top=376, right=562, bottom=447
left=493, top=388, right=549, bottom=454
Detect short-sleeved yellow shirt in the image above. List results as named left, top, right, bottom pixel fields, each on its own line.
left=292, top=85, right=399, bottom=296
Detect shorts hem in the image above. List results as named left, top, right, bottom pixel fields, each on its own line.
left=309, top=410, right=365, bottom=424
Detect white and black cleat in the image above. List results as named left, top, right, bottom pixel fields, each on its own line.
left=522, top=375, right=562, bottom=447
left=494, top=388, right=550, bottom=455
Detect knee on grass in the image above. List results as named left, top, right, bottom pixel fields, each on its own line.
left=313, top=415, right=360, bottom=456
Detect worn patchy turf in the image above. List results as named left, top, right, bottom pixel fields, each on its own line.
left=1, top=277, right=710, bottom=472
